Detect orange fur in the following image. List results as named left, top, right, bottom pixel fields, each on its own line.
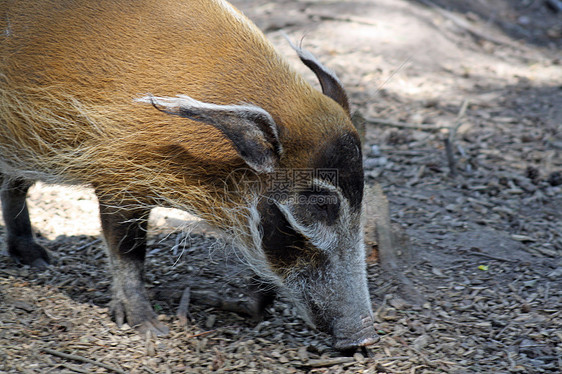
left=0, top=0, right=354, bottom=235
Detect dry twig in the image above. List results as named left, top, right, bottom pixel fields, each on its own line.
left=309, top=12, right=379, bottom=27
left=304, top=357, right=356, bottom=368
left=41, top=347, right=127, bottom=374
left=365, top=117, right=447, bottom=132
left=176, top=286, right=192, bottom=325
left=463, top=251, right=519, bottom=263
left=74, top=238, right=102, bottom=251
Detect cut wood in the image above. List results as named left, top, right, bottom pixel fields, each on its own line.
left=366, top=183, right=425, bottom=305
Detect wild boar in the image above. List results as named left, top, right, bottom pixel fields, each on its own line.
left=0, top=0, right=378, bottom=350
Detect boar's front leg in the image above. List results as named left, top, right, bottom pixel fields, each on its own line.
left=98, top=201, right=169, bottom=336
left=0, top=176, right=50, bottom=268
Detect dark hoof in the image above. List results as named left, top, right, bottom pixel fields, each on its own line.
left=29, top=257, right=51, bottom=270
left=110, top=298, right=169, bottom=337
left=136, top=320, right=170, bottom=337
left=8, top=239, right=51, bottom=268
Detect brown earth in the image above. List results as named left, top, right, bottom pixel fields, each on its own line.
left=1, top=0, right=561, bottom=373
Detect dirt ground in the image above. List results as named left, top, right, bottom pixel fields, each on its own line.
left=1, top=0, right=561, bottom=373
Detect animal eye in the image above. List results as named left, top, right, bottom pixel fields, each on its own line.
left=292, top=189, right=341, bottom=226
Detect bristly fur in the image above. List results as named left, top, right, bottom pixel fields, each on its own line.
left=0, top=0, right=353, bottom=274
left=0, top=74, right=282, bottom=281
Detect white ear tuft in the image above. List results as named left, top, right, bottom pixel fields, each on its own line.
left=283, top=34, right=350, bottom=115
left=136, top=94, right=283, bottom=173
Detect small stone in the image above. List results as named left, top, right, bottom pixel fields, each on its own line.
left=511, top=234, right=535, bottom=242
left=432, top=267, right=445, bottom=277
left=146, top=339, right=156, bottom=356
left=389, top=297, right=410, bottom=310
left=547, top=171, right=562, bottom=186
left=525, top=166, right=540, bottom=181
left=205, top=314, right=216, bottom=329
left=381, top=308, right=399, bottom=321
left=412, top=334, right=431, bottom=350
left=120, top=323, right=132, bottom=331
left=368, top=144, right=381, bottom=157
left=517, top=16, right=530, bottom=25
left=547, top=267, right=562, bottom=280
left=353, top=352, right=365, bottom=363
left=363, top=157, right=388, bottom=170
left=297, top=346, right=309, bottom=362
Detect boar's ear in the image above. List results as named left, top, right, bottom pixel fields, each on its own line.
left=285, top=35, right=350, bottom=116
left=137, top=95, right=283, bottom=173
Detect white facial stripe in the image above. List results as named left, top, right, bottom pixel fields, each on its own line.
left=279, top=201, right=340, bottom=250
left=275, top=177, right=358, bottom=252
left=312, top=178, right=339, bottom=192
